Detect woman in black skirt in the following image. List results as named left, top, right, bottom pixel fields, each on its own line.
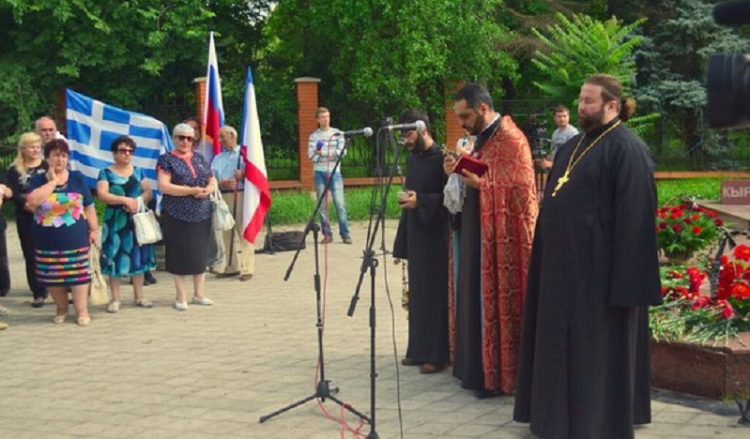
left=157, top=123, right=217, bottom=311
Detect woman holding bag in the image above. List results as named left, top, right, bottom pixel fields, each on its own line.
left=96, top=135, right=156, bottom=313
left=157, top=123, right=217, bottom=311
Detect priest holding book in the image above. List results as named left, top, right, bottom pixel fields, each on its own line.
left=444, top=83, right=538, bottom=397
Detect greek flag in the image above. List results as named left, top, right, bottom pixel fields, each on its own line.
left=65, top=89, right=173, bottom=190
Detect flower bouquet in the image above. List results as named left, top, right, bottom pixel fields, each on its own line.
left=656, top=203, right=723, bottom=263
left=650, top=245, right=750, bottom=344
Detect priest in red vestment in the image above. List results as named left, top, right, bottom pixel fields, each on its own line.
left=444, top=83, right=538, bottom=396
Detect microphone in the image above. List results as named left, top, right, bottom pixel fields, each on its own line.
left=714, top=0, right=750, bottom=25
left=385, top=120, right=426, bottom=133
left=334, top=127, right=374, bottom=137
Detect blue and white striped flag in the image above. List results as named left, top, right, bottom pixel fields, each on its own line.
left=65, top=89, right=173, bottom=190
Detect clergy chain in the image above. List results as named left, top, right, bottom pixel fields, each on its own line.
left=551, top=120, right=622, bottom=197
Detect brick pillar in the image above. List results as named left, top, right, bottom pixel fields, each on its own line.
left=193, top=77, right=207, bottom=140
left=444, top=80, right=465, bottom=151
left=295, top=77, right=321, bottom=191
left=56, top=88, right=67, bottom=136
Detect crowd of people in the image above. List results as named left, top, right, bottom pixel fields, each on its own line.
left=0, top=74, right=662, bottom=438
left=394, top=77, right=660, bottom=438
left=0, top=117, right=255, bottom=328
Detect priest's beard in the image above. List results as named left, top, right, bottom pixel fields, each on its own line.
left=578, top=106, right=606, bottom=133
left=409, top=135, right=427, bottom=154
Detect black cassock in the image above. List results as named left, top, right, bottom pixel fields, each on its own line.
left=393, top=146, right=450, bottom=365
left=513, top=119, right=662, bottom=439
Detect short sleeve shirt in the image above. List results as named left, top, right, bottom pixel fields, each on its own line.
left=156, top=152, right=213, bottom=222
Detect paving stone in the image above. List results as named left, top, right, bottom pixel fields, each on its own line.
left=2, top=221, right=749, bottom=437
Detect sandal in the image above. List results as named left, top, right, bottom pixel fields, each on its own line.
left=77, top=316, right=91, bottom=326
left=134, top=299, right=153, bottom=308
left=106, top=301, right=121, bottom=313
left=53, top=314, right=67, bottom=324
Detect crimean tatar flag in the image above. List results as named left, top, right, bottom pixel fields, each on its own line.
left=239, top=67, right=271, bottom=244
left=201, top=31, right=224, bottom=162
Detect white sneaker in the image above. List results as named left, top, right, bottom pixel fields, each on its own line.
left=191, top=297, right=214, bottom=306
left=106, top=301, right=121, bottom=313
left=173, top=301, right=188, bottom=311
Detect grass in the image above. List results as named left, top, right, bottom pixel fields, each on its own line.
left=656, top=178, right=722, bottom=206
left=0, top=178, right=726, bottom=226
left=267, top=187, right=402, bottom=226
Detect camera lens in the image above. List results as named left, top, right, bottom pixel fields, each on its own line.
left=707, top=54, right=750, bottom=129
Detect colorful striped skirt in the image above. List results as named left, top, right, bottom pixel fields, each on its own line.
left=35, top=246, right=91, bottom=286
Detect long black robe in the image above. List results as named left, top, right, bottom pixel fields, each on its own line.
left=513, top=119, right=662, bottom=439
left=393, top=146, right=449, bottom=365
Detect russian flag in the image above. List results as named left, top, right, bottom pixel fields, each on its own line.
left=202, top=31, right=224, bottom=161
left=240, top=67, right=271, bottom=244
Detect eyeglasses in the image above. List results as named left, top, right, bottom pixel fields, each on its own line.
left=177, top=135, right=194, bottom=142
left=117, top=148, right=134, bottom=155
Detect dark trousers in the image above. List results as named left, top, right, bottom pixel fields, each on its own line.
left=15, top=212, right=45, bottom=298
left=0, top=219, right=9, bottom=295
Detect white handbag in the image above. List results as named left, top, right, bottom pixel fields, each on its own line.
left=211, top=188, right=236, bottom=232
left=88, top=242, right=110, bottom=306
left=132, top=197, right=162, bottom=245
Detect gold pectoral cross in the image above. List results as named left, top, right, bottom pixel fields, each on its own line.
left=551, top=171, right=570, bottom=197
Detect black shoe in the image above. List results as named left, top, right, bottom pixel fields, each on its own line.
left=474, top=389, right=502, bottom=399
left=0, top=290, right=8, bottom=297
left=144, top=272, right=157, bottom=285
left=31, top=297, right=45, bottom=308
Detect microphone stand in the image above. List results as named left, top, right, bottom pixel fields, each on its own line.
left=260, top=133, right=369, bottom=425
left=346, top=126, right=405, bottom=439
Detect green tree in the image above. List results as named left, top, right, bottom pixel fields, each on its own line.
left=0, top=0, right=272, bottom=143
left=530, top=12, right=645, bottom=112
left=634, top=0, right=749, bottom=162
left=259, top=0, right=517, bottom=145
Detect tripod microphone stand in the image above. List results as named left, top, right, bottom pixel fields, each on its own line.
left=259, top=134, right=369, bottom=425
left=346, top=127, right=406, bottom=439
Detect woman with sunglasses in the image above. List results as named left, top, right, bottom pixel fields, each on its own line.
left=96, top=135, right=156, bottom=313
left=157, top=123, right=217, bottom=311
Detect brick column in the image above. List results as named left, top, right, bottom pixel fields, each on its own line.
left=295, top=77, right=321, bottom=191
left=444, top=80, right=464, bottom=151
left=193, top=76, right=207, bottom=139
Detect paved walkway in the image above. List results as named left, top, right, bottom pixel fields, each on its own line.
left=0, top=221, right=748, bottom=438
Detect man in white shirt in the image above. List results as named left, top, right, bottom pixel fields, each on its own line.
left=307, top=107, right=351, bottom=244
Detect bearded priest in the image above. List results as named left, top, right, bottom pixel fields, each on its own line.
left=513, top=74, right=662, bottom=439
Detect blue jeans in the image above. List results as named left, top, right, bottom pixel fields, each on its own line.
left=314, top=171, right=350, bottom=239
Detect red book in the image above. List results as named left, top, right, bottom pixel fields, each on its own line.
left=453, top=155, right=489, bottom=177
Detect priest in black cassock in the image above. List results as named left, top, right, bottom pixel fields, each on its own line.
left=513, top=74, right=662, bottom=439
left=392, top=109, right=450, bottom=374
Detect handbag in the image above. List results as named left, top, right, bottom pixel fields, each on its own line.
left=211, top=188, right=236, bottom=232
left=133, top=197, right=162, bottom=245
left=88, top=242, right=110, bottom=306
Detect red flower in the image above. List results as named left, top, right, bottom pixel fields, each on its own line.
left=734, top=245, right=750, bottom=262
left=658, top=222, right=668, bottom=231
left=691, top=296, right=711, bottom=310
left=691, top=226, right=702, bottom=235
left=731, top=282, right=750, bottom=300
left=714, top=218, right=724, bottom=227
left=706, top=210, right=718, bottom=219
left=717, top=300, right=735, bottom=320
left=672, top=224, right=683, bottom=233
left=690, top=214, right=701, bottom=221
left=684, top=218, right=692, bottom=225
